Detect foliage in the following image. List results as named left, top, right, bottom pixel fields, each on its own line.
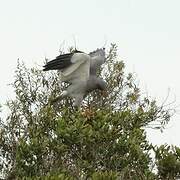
left=154, top=145, right=180, bottom=179
left=0, top=44, right=179, bottom=179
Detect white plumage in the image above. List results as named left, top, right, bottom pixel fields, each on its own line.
left=43, top=48, right=106, bottom=107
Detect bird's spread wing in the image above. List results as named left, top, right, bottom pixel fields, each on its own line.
left=43, top=51, right=91, bottom=83
left=43, top=50, right=83, bottom=71
left=61, top=53, right=91, bottom=83
left=43, top=48, right=105, bottom=83
left=43, top=53, right=74, bottom=71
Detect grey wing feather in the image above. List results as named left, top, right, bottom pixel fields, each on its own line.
left=60, top=52, right=91, bottom=81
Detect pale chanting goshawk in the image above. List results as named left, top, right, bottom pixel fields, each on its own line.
left=43, top=48, right=107, bottom=107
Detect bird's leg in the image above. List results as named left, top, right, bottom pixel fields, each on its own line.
left=74, top=95, right=83, bottom=108
left=49, top=90, right=68, bottom=105
left=61, top=90, right=68, bottom=97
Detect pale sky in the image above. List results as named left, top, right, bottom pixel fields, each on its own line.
left=0, top=0, right=180, bottom=146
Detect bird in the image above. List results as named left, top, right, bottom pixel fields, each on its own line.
left=43, top=48, right=107, bottom=107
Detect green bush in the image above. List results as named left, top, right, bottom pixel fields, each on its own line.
left=0, top=44, right=179, bottom=179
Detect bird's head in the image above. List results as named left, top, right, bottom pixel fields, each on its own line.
left=89, top=48, right=105, bottom=58
left=97, top=48, right=105, bottom=57
left=89, top=48, right=106, bottom=65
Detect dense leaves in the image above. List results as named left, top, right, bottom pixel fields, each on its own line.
left=155, top=145, right=180, bottom=179
left=0, top=44, right=179, bottom=179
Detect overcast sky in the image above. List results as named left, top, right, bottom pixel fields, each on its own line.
left=0, top=0, right=180, bottom=146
